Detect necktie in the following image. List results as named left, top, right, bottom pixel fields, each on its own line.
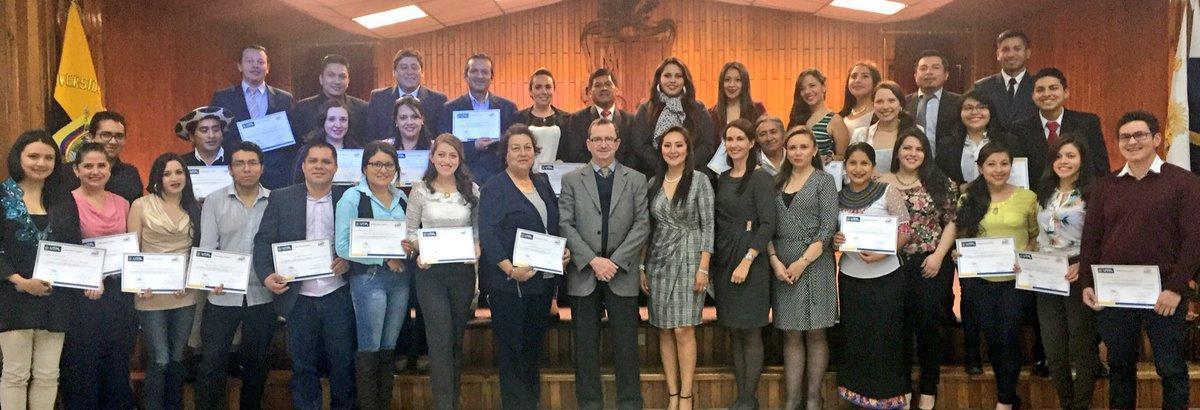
left=1046, top=121, right=1060, bottom=146
left=601, top=109, right=611, bottom=120
left=598, top=167, right=611, bottom=178
left=915, top=93, right=933, bottom=128
left=248, top=88, right=263, bottom=118
left=1007, top=77, right=1018, bottom=100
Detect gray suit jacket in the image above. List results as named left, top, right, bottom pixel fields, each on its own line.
left=558, top=163, right=650, bottom=297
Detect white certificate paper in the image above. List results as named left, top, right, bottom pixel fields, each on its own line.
left=81, top=232, right=139, bottom=276
left=512, top=229, right=567, bottom=275
left=333, top=149, right=364, bottom=185
left=350, top=219, right=407, bottom=258
left=1014, top=251, right=1070, bottom=296
left=188, top=166, right=233, bottom=200
left=536, top=162, right=585, bottom=195
left=121, top=253, right=188, bottom=294
left=271, top=239, right=334, bottom=282
left=1091, top=265, right=1162, bottom=309
left=236, top=111, right=296, bottom=152
left=396, top=150, right=430, bottom=187
left=956, top=237, right=1016, bottom=278
left=186, top=248, right=252, bottom=294
left=1009, top=157, right=1030, bottom=189
left=707, top=141, right=730, bottom=174
left=824, top=161, right=844, bottom=191
left=32, top=241, right=105, bottom=290
left=417, top=227, right=475, bottom=264
left=838, top=213, right=898, bottom=254
left=451, top=109, right=501, bottom=140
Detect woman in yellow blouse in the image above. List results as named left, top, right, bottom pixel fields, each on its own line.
left=952, top=142, right=1038, bottom=410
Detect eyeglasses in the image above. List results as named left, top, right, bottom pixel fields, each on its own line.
left=1117, top=131, right=1153, bottom=143
left=961, top=104, right=989, bottom=113
left=588, top=137, right=618, bottom=144
left=367, top=161, right=396, bottom=170
left=92, top=131, right=126, bottom=142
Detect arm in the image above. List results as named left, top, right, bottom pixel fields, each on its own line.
left=126, top=199, right=145, bottom=238
left=1167, top=179, right=1200, bottom=295
left=1025, top=192, right=1039, bottom=251
left=557, top=174, right=597, bottom=268
left=404, top=185, right=425, bottom=242
left=747, top=172, right=778, bottom=253
left=478, top=185, right=509, bottom=268
left=695, top=176, right=715, bottom=291
left=610, top=177, right=652, bottom=273
left=199, top=195, right=220, bottom=249
left=252, top=194, right=281, bottom=282
left=829, top=115, right=851, bottom=159
left=333, top=192, right=382, bottom=266
left=1077, top=183, right=1106, bottom=289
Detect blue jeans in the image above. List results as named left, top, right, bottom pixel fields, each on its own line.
left=287, top=286, right=356, bottom=410
left=349, top=265, right=411, bottom=352
left=137, top=305, right=196, bottom=410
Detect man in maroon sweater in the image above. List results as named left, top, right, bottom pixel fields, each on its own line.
left=1080, top=111, right=1200, bottom=410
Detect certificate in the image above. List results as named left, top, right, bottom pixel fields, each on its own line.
left=396, top=150, right=430, bottom=187
left=451, top=109, right=501, bottom=140
left=333, top=149, right=364, bottom=185
left=350, top=219, right=407, bottom=258
left=81, top=232, right=139, bottom=276
left=536, top=162, right=585, bottom=195
left=121, top=253, right=188, bottom=294
left=271, top=239, right=334, bottom=282
left=417, top=227, right=475, bottom=264
left=1091, top=265, right=1162, bottom=309
left=31, top=241, right=105, bottom=290
left=955, top=237, right=1016, bottom=278
left=186, top=248, right=252, bottom=294
left=188, top=166, right=232, bottom=200
left=235, top=111, right=296, bottom=152
left=838, top=213, right=898, bottom=254
left=823, top=161, right=844, bottom=191
left=511, top=229, right=567, bottom=275
left=1009, top=157, right=1030, bottom=189
left=707, top=141, right=730, bottom=174
left=1014, top=252, right=1070, bottom=296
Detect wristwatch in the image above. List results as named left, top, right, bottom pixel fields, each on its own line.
left=743, top=251, right=755, bottom=260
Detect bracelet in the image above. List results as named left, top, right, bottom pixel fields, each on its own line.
left=697, top=268, right=709, bottom=276
left=743, top=251, right=755, bottom=260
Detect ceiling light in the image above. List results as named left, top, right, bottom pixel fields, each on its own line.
left=353, top=5, right=427, bottom=29
left=829, top=0, right=907, bottom=15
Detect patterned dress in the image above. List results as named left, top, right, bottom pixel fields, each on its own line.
left=771, top=170, right=839, bottom=331
left=646, top=171, right=715, bottom=329
left=811, top=112, right=837, bottom=159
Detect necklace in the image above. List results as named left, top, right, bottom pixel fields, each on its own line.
left=664, top=174, right=682, bottom=183
left=895, top=173, right=920, bottom=186
left=850, top=105, right=870, bottom=116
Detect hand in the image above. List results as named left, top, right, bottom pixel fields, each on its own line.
left=771, top=258, right=790, bottom=283
left=1154, top=290, right=1182, bottom=317
left=84, top=282, right=103, bottom=300
left=832, top=232, right=845, bottom=248
left=640, top=269, right=649, bottom=294
left=211, top=284, right=226, bottom=296
left=416, top=256, right=431, bottom=270
left=858, top=251, right=885, bottom=264
left=467, top=244, right=481, bottom=265
left=1064, top=263, right=1080, bottom=283
left=731, top=260, right=751, bottom=284
left=510, top=266, right=536, bottom=282
left=137, top=289, right=154, bottom=300
left=693, top=269, right=709, bottom=293
left=14, top=276, right=51, bottom=296
left=172, top=289, right=189, bottom=299
left=1012, top=263, right=1022, bottom=274
left=1081, top=287, right=1102, bottom=311
left=920, top=253, right=944, bottom=278
left=264, top=273, right=290, bottom=295
left=589, top=257, right=618, bottom=282
left=474, top=137, right=493, bottom=150
left=331, top=258, right=349, bottom=276
left=785, top=260, right=808, bottom=284
left=562, top=248, right=572, bottom=266
left=401, top=239, right=416, bottom=255
left=386, top=259, right=405, bottom=272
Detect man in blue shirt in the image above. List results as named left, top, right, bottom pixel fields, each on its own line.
left=437, top=53, right=518, bottom=185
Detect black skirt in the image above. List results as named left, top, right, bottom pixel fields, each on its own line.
left=835, top=270, right=910, bottom=406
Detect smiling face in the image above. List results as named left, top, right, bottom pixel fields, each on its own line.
left=660, top=130, right=688, bottom=169
left=74, top=151, right=111, bottom=190
left=785, top=132, right=817, bottom=171
left=1116, top=120, right=1161, bottom=164
left=960, top=97, right=991, bottom=133
left=722, top=67, right=744, bottom=100
left=996, top=37, right=1030, bottom=73
left=529, top=74, right=554, bottom=107
left=363, top=150, right=397, bottom=188
left=724, top=126, right=754, bottom=164
left=1032, top=76, right=1068, bottom=113
left=896, top=135, right=927, bottom=173
left=238, top=48, right=269, bottom=85
left=873, top=87, right=901, bottom=123
left=915, top=55, right=948, bottom=91
left=190, top=118, right=224, bottom=155
left=755, top=121, right=784, bottom=155
left=431, top=140, right=461, bottom=178
left=319, top=62, right=349, bottom=97
left=505, top=133, right=536, bottom=173
left=161, top=160, right=188, bottom=196
left=844, top=149, right=875, bottom=186
left=302, top=146, right=337, bottom=185
left=589, top=74, right=617, bottom=108
left=847, top=65, right=875, bottom=101
left=90, top=119, right=126, bottom=159
left=465, top=57, right=493, bottom=95
left=586, top=122, right=619, bottom=165
left=20, top=141, right=56, bottom=183
left=1052, top=142, right=1082, bottom=181
left=798, top=74, right=826, bottom=107
left=394, top=104, right=423, bottom=139
left=323, top=106, right=349, bottom=141
left=979, top=150, right=1012, bottom=187
left=394, top=56, right=423, bottom=91
left=659, top=63, right=685, bottom=96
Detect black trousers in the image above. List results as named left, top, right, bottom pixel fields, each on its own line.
left=59, top=276, right=137, bottom=410
left=899, top=252, right=954, bottom=396
left=571, top=282, right=643, bottom=410
left=489, top=290, right=553, bottom=410
left=965, top=279, right=1028, bottom=406
left=415, top=264, right=476, bottom=410
left=194, top=301, right=279, bottom=410
left=1097, top=304, right=1190, bottom=409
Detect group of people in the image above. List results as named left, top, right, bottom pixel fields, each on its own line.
left=0, top=28, right=1197, bottom=410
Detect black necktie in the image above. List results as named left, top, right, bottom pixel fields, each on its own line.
left=1008, top=77, right=1018, bottom=100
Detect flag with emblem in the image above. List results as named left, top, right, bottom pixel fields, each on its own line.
left=51, top=2, right=104, bottom=162
left=1166, top=0, right=1197, bottom=171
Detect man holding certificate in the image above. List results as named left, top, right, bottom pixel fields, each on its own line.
left=209, top=45, right=298, bottom=189
left=437, top=52, right=518, bottom=185
left=1078, top=112, right=1200, bottom=409
left=252, top=140, right=355, bottom=409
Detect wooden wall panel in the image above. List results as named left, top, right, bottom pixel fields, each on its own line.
left=0, top=0, right=55, bottom=177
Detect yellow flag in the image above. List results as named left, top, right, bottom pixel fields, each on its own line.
left=52, top=112, right=92, bottom=163
left=53, top=2, right=103, bottom=119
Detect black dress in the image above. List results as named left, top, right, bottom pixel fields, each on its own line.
left=0, top=180, right=74, bottom=334
left=711, top=169, right=776, bottom=328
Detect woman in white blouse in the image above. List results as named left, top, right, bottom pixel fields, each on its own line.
left=849, top=81, right=913, bottom=174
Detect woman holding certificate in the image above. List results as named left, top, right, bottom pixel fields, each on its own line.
left=333, top=140, right=412, bottom=409
left=0, top=131, right=71, bottom=410
left=406, top=134, right=480, bottom=410
left=392, top=96, right=434, bottom=151
left=127, top=153, right=201, bottom=410
left=875, top=128, right=958, bottom=410
left=954, top=142, right=1038, bottom=410
left=1033, top=133, right=1100, bottom=409
left=479, top=124, right=565, bottom=410
left=710, top=119, right=774, bottom=409
left=831, top=142, right=911, bottom=409
left=768, top=126, right=838, bottom=410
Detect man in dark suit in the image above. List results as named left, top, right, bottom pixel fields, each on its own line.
left=561, top=68, right=636, bottom=167
left=437, top=52, right=519, bottom=185
left=365, top=49, right=448, bottom=142
left=1010, top=67, right=1109, bottom=184
left=904, top=49, right=963, bottom=178
left=209, top=44, right=297, bottom=189
left=559, top=118, right=650, bottom=410
left=254, top=140, right=354, bottom=410
left=293, top=54, right=368, bottom=141
left=971, top=30, right=1037, bottom=131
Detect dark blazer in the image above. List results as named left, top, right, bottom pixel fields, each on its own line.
left=939, top=130, right=1019, bottom=183
left=365, top=85, right=448, bottom=142
left=0, top=184, right=73, bottom=333
left=292, top=94, right=369, bottom=142
left=630, top=100, right=716, bottom=177
left=438, top=93, right=520, bottom=185
left=1010, top=109, right=1110, bottom=184
left=904, top=89, right=963, bottom=167
left=971, top=72, right=1036, bottom=131
left=479, top=171, right=560, bottom=296
left=210, top=84, right=297, bottom=190
left=252, top=183, right=348, bottom=318
left=560, top=105, right=636, bottom=166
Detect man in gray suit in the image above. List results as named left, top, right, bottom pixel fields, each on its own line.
left=559, top=118, right=650, bottom=410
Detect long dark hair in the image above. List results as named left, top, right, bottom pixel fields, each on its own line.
left=647, top=126, right=696, bottom=209
left=421, top=133, right=478, bottom=207
left=787, top=68, right=827, bottom=129
left=7, top=130, right=64, bottom=207
left=721, top=118, right=760, bottom=195
left=838, top=61, right=881, bottom=117
left=360, top=140, right=399, bottom=178
left=392, top=96, right=434, bottom=150
left=774, top=126, right=824, bottom=190
left=889, top=128, right=951, bottom=206
left=305, top=98, right=364, bottom=149
left=956, top=142, right=1014, bottom=238
left=648, top=57, right=703, bottom=138
left=146, top=153, right=201, bottom=246
left=1036, top=133, right=1094, bottom=206
left=871, top=81, right=914, bottom=130
left=714, top=61, right=761, bottom=123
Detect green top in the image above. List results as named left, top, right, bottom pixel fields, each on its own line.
left=967, top=187, right=1039, bottom=282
